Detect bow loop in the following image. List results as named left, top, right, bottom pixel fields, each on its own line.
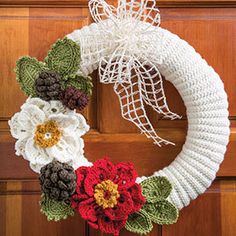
left=89, top=0, right=117, bottom=23
left=88, top=0, right=181, bottom=146
left=99, top=46, right=133, bottom=84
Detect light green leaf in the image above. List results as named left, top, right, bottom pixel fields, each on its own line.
left=15, top=56, right=46, bottom=96
left=45, top=38, right=80, bottom=77
left=141, top=176, right=172, bottom=202
left=63, top=74, right=93, bottom=95
left=40, top=194, right=74, bottom=221
left=125, top=209, right=153, bottom=235
left=143, top=200, right=179, bottom=225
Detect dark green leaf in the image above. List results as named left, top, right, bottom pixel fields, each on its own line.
left=63, top=74, right=93, bottom=95
left=45, top=38, right=80, bottom=77
left=15, top=56, right=46, bottom=96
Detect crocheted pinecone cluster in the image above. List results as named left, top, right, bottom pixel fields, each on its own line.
left=35, top=71, right=62, bottom=101
left=39, top=161, right=77, bottom=201
left=59, top=86, right=89, bottom=110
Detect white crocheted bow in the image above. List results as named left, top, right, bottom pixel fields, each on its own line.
left=89, top=0, right=181, bottom=146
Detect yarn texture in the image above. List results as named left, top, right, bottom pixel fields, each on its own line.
left=126, top=176, right=178, bottom=234
left=71, top=158, right=145, bottom=236
left=39, top=161, right=77, bottom=201
left=9, top=0, right=230, bottom=234
left=35, top=71, right=62, bottom=101
left=59, top=86, right=89, bottom=111
left=40, top=194, right=74, bottom=221
left=8, top=97, right=90, bottom=173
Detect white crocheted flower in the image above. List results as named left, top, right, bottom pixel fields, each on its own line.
left=8, top=97, right=90, bottom=173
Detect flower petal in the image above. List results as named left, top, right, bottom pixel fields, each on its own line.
left=20, top=104, right=46, bottom=127
left=114, top=162, right=138, bottom=189
left=98, top=215, right=126, bottom=236
left=46, top=133, right=82, bottom=163
left=45, top=100, right=71, bottom=115
left=49, top=114, right=79, bottom=133
left=25, top=137, right=52, bottom=173
left=8, top=112, right=32, bottom=139
left=104, top=191, right=133, bottom=220
left=84, top=158, right=116, bottom=196
left=74, top=166, right=90, bottom=200
left=78, top=198, right=98, bottom=222
left=15, top=138, right=28, bottom=158
left=23, top=97, right=50, bottom=111
left=68, top=154, right=92, bottom=170
left=128, top=183, right=145, bottom=213
left=74, top=113, right=90, bottom=136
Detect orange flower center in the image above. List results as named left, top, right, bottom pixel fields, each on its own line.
left=94, top=180, right=120, bottom=209
left=34, top=120, right=61, bottom=148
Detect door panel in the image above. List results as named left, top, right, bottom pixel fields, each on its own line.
left=0, top=1, right=235, bottom=236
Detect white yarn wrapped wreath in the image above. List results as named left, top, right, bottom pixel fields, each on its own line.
left=67, top=0, right=230, bottom=210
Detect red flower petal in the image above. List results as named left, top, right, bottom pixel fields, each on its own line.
left=88, top=221, right=99, bottom=230
left=104, top=191, right=133, bottom=220
left=84, top=158, right=116, bottom=196
left=128, top=183, right=146, bottom=213
left=93, top=158, right=116, bottom=175
left=98, top=215, right=126, bottom=236
left=75, top=166, right=90, bottom=200
left=78, top=198, right=98, bottom=223
left=114, top=162, right=138, bottom=189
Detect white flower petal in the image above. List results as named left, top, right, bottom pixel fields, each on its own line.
left=23, top=97, right=50, bottom=111
left=44, top=100, right=71, bottom=116
left=68, top=154, right=92, bottom=170
left=46, top=133, right=83, bottom=163
left=20, top=104, right=46, bottom=127
left=8, top=112, right=33, bottom=140
left=25, top=137, right=53, bottom=168
left=30, top=162, right=45, bottom=173
left=15, top=138, right=28, bottom=158
left=49, top=114, right=78, bottom=132
left=74, top=113, right=90, bottom=136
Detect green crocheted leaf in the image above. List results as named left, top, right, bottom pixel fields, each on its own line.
left=63, top=74, right=93, bottom=95
left=141, top=176, right=172, bottom=203
left=15, top=56, right=46, bottom=96
left=45, top=38, right=80, bottom=77
left=40, top=194, right=74, bottom=221
left=125, top=209, right=153, bottom=235
left=143, top=200, right=179, bottom=225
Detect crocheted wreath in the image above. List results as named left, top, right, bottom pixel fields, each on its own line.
left=9, top=0, right=230, bottom=235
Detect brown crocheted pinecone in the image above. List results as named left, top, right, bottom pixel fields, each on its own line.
left=39, top=161, right=76, bottom=201
left=59, top=86, right=89, bottom=110
left=35, top=71, right=62, bottom=101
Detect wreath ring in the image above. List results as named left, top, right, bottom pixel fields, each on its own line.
left=67, top=1, right=230, bottom=211
left=9, top=0, right=230, bottom=235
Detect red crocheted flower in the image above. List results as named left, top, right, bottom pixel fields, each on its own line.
left=71, top=158, right=145, bottom=236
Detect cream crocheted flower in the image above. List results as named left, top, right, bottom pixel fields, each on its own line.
left=9, top=97, right=90, bottom=173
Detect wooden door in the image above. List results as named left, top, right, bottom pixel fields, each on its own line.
left=0, top=1, right=235, bottom=236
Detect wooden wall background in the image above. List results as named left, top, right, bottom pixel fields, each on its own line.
left=0, top=0, right=235, bottom=235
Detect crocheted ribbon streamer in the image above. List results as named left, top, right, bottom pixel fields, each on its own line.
left=67, top=1, right=230, bottom=209
left=79, top=0, right=181, bottom=146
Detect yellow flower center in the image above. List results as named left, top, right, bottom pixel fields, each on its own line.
left=34, top=120, right=61, bottom=148
left=94, top=180, right=120, bottom=209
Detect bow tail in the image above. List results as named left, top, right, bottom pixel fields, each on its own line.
left=136, top=60, right=181, bottom=120
left=114, top=78, right=174, bottom=146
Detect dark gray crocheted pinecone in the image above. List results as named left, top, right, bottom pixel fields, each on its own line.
left=39, top=161, right=76, bottom=201
left=35, top=71, right=62, bottom=101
